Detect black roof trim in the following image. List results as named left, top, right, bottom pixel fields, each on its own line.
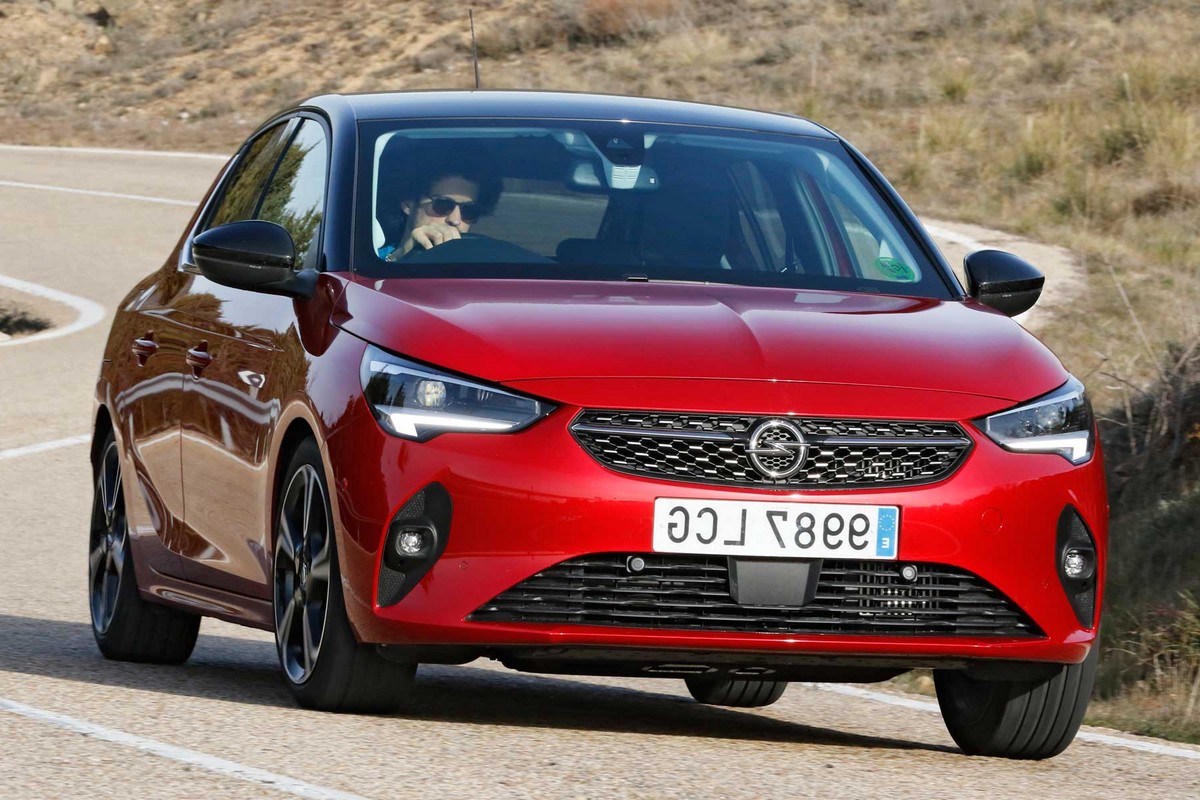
left=299, top=89, right=835, bottom=138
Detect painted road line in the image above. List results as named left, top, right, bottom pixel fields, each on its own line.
left=0, top=696, right=371, bottom=800
left=0, top=179, right=196, bottom=207
left=807, top=683, right=1200, bottom=761
left=0, top=143, right=226, bottom=161
left=0, top=272, right=107, bottom=348
left=923, top=221, right=985, bottom=253
left=0, top=435, right=91, bottom=461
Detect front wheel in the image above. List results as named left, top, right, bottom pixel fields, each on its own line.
left=934, top=645, right=1098, bottom=759
left=272, top=439, right=414, bottom=713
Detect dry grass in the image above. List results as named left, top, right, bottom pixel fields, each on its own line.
left=1092, top=593, right=1200, bottom=743
left=0, top=301, right=50, bottom=337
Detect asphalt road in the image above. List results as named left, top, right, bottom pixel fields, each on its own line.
left=0, top=146, right=1196, bottom=800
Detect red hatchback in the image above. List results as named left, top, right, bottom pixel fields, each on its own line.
left=91, top=91, right=1106, bottom=759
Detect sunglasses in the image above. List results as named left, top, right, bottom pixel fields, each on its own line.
left=422, top=196, right=483, bottom=224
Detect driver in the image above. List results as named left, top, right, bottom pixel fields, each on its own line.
left=379, top=143, right=502, bottom=261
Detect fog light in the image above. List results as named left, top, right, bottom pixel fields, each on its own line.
left=394, top=526, right=430, bottom=558
left=1063, top=547, right=1094, bottom=581
left=1056, top=506, right=1099, bottom=629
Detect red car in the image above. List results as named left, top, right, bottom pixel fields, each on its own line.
left=91, top=91, right=1105, bottom=759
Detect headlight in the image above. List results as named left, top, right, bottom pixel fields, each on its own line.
left=975, top=377, right=1094, bottom=464
left=360, top=345, right=554, bottom=440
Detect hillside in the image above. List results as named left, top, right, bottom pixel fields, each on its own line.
left=2, top=0, right=1199, bottom=739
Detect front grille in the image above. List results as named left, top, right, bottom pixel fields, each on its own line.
left=571, top=410, right=972, bottom=489
left=471, top=554, right=1040, bottom=638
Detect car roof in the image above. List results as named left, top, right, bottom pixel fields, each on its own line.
left=304, top=90, right=836, bottom=139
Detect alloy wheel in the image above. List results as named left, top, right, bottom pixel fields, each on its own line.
left=274, top=464, right=333, bottom=684
left=88, top=440, right=127, bottom=635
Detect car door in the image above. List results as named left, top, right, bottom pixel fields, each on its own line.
left=176, top=118, right=330, bottom=597
left=112, top=281, right=192, bottom=577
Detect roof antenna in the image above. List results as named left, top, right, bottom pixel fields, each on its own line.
left=469, top=9, right=481, bottom=90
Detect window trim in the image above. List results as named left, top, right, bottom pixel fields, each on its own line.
left=179, top=111, right=333, bottom=275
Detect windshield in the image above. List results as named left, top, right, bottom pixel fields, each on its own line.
left=354, top=120, right=953, bottom=299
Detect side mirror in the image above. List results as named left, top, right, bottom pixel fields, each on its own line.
left=192, top=220, right=316, bottom=299
left=964, top=249, right=1044, bottom=317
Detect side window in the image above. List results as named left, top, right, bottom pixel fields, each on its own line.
left=207, top=121, right=295, bottom=229
left=822, top=160, right=925, bottom=285
left=257, top=120, right=329, bottom=270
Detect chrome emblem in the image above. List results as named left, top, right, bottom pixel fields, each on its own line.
left=746, top=419, right=809, bottom=480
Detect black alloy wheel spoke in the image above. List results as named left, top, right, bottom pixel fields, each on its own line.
left=274, top=464, right=331, bottom=684
left=308, top=543, right=332, bottom=584
left=90, top=441, right=127, bottom=635
left=301, top=469, right=314, bottom=554
left=302, top=606, right=318, bottom=674
left=277, top=514, right=297, bottom=565
left=105, top=457, right=122, bottom=527
left=88, top=541, right=106, bottom=577
left=278, top=595, right=299, bottom=645
left=110, top=525, right=127, bottom=578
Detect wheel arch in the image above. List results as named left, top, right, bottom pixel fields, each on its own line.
left=270, top=416, right=320, bottom=538
left=266, top=408, right=371, bottom=641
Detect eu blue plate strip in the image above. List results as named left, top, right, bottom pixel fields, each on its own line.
left=876, top=508, right=898, bottom=557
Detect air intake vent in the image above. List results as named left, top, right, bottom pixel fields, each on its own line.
left=471, top=554, right=1039, bottom=638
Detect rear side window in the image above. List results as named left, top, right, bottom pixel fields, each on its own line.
left=257, top=120, right=329, bottom=270
left=207, top=120, right=295, bottom=229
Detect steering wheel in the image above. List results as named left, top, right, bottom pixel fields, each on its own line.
left=395, top=233, right=553, bottom=265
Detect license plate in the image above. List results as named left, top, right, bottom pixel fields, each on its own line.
left=652, top=498, right=899, bottom=560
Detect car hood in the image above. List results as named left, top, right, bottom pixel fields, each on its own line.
left=335, top=278, right=1066, bottom=404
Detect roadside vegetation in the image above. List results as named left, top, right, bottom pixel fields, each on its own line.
left=0, top=300, right=50, bottom=338
left=1, top=0, right=1197, bottom=740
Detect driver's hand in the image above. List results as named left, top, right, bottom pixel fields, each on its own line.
left=409, top=222, right=462, bottom=252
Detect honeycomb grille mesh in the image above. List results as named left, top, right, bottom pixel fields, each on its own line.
left=471, top=554, right=1040, bottom=638
left=571, top=411, right=971, bottom=489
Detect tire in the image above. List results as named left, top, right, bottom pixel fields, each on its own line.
left=934, top=644, right=1099, bottom=759
left=89, top=432, right=200, bottom=663
left=685, top=676, right=788, bottom=707
left=273, top=439, right=415, bottom=713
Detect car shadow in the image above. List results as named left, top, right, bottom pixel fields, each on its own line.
left=0, top=613, right=955, bottom=754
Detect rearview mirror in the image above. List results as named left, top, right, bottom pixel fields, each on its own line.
left=964, top=249, right=1044, bottom=317
left=192, top=220, right=315, bottom=299
left=566, top=159, right=660, bottom=193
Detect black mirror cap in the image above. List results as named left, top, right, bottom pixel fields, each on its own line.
left=192, top=220, right=315, bottom=300
left=964, top=249, right=1045, bottom=317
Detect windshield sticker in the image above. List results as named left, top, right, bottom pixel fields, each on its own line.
left=875, top=257, right=917, bottom=282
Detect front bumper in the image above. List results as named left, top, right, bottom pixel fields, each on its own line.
left=325, top=394, right=1107, bottom=667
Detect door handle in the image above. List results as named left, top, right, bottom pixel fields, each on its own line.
left=186, top=341, right=213, bottom=376
left=132, top=333, right=157, bottom=366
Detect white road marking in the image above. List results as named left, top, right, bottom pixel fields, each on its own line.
left=923, top=222, right=986, bottom=253
left=0, top=696, right=371, bottom=800
left=0, top=143, right=226, bottom=161
left=0, top=272, right=107, bottom=348
left=808, top=684, right=1200, bottom=761
left=0, top=179, right=196, bottom=207
left=0, top=434, right=90, bottom=461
